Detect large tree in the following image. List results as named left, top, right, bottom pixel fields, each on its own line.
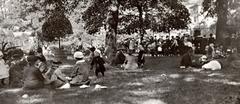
left=83, top=0, right=190, bottom=54
left=119, top=0, right=190, bottom=38
left=1, top=0, right=83, bottom=46
left=202, top=0, right=240, bottom=44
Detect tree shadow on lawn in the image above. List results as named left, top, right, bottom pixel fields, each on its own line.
left=1, top=56, right=240, bottom=104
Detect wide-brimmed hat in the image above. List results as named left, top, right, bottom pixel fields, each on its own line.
left=74, top=51, right=84, bottom=59
left=94, top=51, right=100, bottom=57
left=200, top=55, right=207, bottom=62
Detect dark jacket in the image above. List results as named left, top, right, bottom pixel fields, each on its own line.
left=180, top=53, right=192, bottom=67
left=23, top=65, right=44, bottom=89
left=91, top=56, right=106, bottom=73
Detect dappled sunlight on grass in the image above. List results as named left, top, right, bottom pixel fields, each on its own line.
left=128, top=90, right=157, bottom=97
left=0, top=88, right=22, bottom=94
left=18, top=98, right=46, bottom=104
left=1, top=56, right=240, bottom=104
left=208, top=73, right=225, bottom=77
left=141, top=75, right=167, bottom=83
left=203, top=78, right=240, bottom=86
left=141, top=99, right=167, bottom=104
left=168, top=74, right=182, bottom=79
left=183, top=77, right=195, bottom=82
left=126, top=82, right=144, bottom=86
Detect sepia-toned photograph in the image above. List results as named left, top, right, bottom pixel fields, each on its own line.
left=0, top=0, right=240, bottom=104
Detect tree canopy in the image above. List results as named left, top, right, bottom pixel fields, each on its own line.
left=83, top=0, right=191, bottom=35
left=202, top=0, right=240, bottom=43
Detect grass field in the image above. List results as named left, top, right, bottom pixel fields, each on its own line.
left=0, top=56, right=240, bottom=104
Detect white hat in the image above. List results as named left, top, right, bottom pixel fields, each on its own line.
left=201, top=55, right=207, bottom=59
left=74, top=51, right=84, bottom=59
left=200, top=55, right=207, bottom=61
left=94, top=51, right=100, bottom=57
left=186, top=42, right=193, bottom=47
left=95, top=49, right=101, bottom=55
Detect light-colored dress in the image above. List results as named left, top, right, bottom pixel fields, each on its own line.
left=0, top=59, right=9, bottom=79
left=202, top=60, right=221, bottom=70
left=123, top=54, right=138, bottom=70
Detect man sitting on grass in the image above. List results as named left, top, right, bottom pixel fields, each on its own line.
left=23, top=55, right=44, bottom=90
left=180, top=48, right=193, bottom=69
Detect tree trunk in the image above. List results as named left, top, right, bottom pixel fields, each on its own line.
left=137, top=5, right=144, bottom=44
left=215, top=0, right=228, bottom=45
left=104, top=0, right=119, bottom=65
left=215, top=18, right=225, bottom=44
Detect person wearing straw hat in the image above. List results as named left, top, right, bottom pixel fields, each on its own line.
left=70, top=51, right=90, bottom=86
left=0, top=51, right=10, bottom=86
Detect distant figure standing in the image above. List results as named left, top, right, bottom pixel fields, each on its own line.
left=208, top=33, right=215, bottom=44
left=129, top=39, right=135, bottom=53
left=137, top=44, right=145, bottom=68
left=77, top=38, right=83, bottom=51
left=91, top=51, right=106, bottom=77
left=206, top=43, right=215, bottom=59
left=201, top=35, right=208, bottom=54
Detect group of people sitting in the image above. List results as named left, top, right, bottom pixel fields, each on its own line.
left=0, top=43, right=146, bottom=90
left=180, top=45, right=239, bottom=71
left=0, top=46, right=109, bottom=90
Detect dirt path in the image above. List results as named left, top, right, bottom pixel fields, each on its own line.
left=0, top=56, right=240, bottom=104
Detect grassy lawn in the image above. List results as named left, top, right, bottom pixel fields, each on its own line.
left=0, top=56, right=240, bottom=104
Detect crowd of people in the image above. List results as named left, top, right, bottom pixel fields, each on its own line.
left=121, top=33, right=240, bottom=58
left=0, top=41, right=147, bottom=90
left=179, top=33, right=240, bottom=71
left=0, top=32, right=240, bottom=92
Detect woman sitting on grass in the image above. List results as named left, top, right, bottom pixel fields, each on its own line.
left=70, top=51, right=90, bottom=86
left=123, top=52, right=138, bottom=70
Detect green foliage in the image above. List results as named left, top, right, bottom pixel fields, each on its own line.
left=202, top=0, right=239, bottom=17
left=82, top=0, right=110, bottom=34
left=42, top=11, right=73, bottom=42
left=83, top=0, right=191, bottom=35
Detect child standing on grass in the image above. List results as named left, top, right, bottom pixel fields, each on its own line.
left=91, top=51, right=106, bottom=77
left=137, top=44, right=145, bottom=68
